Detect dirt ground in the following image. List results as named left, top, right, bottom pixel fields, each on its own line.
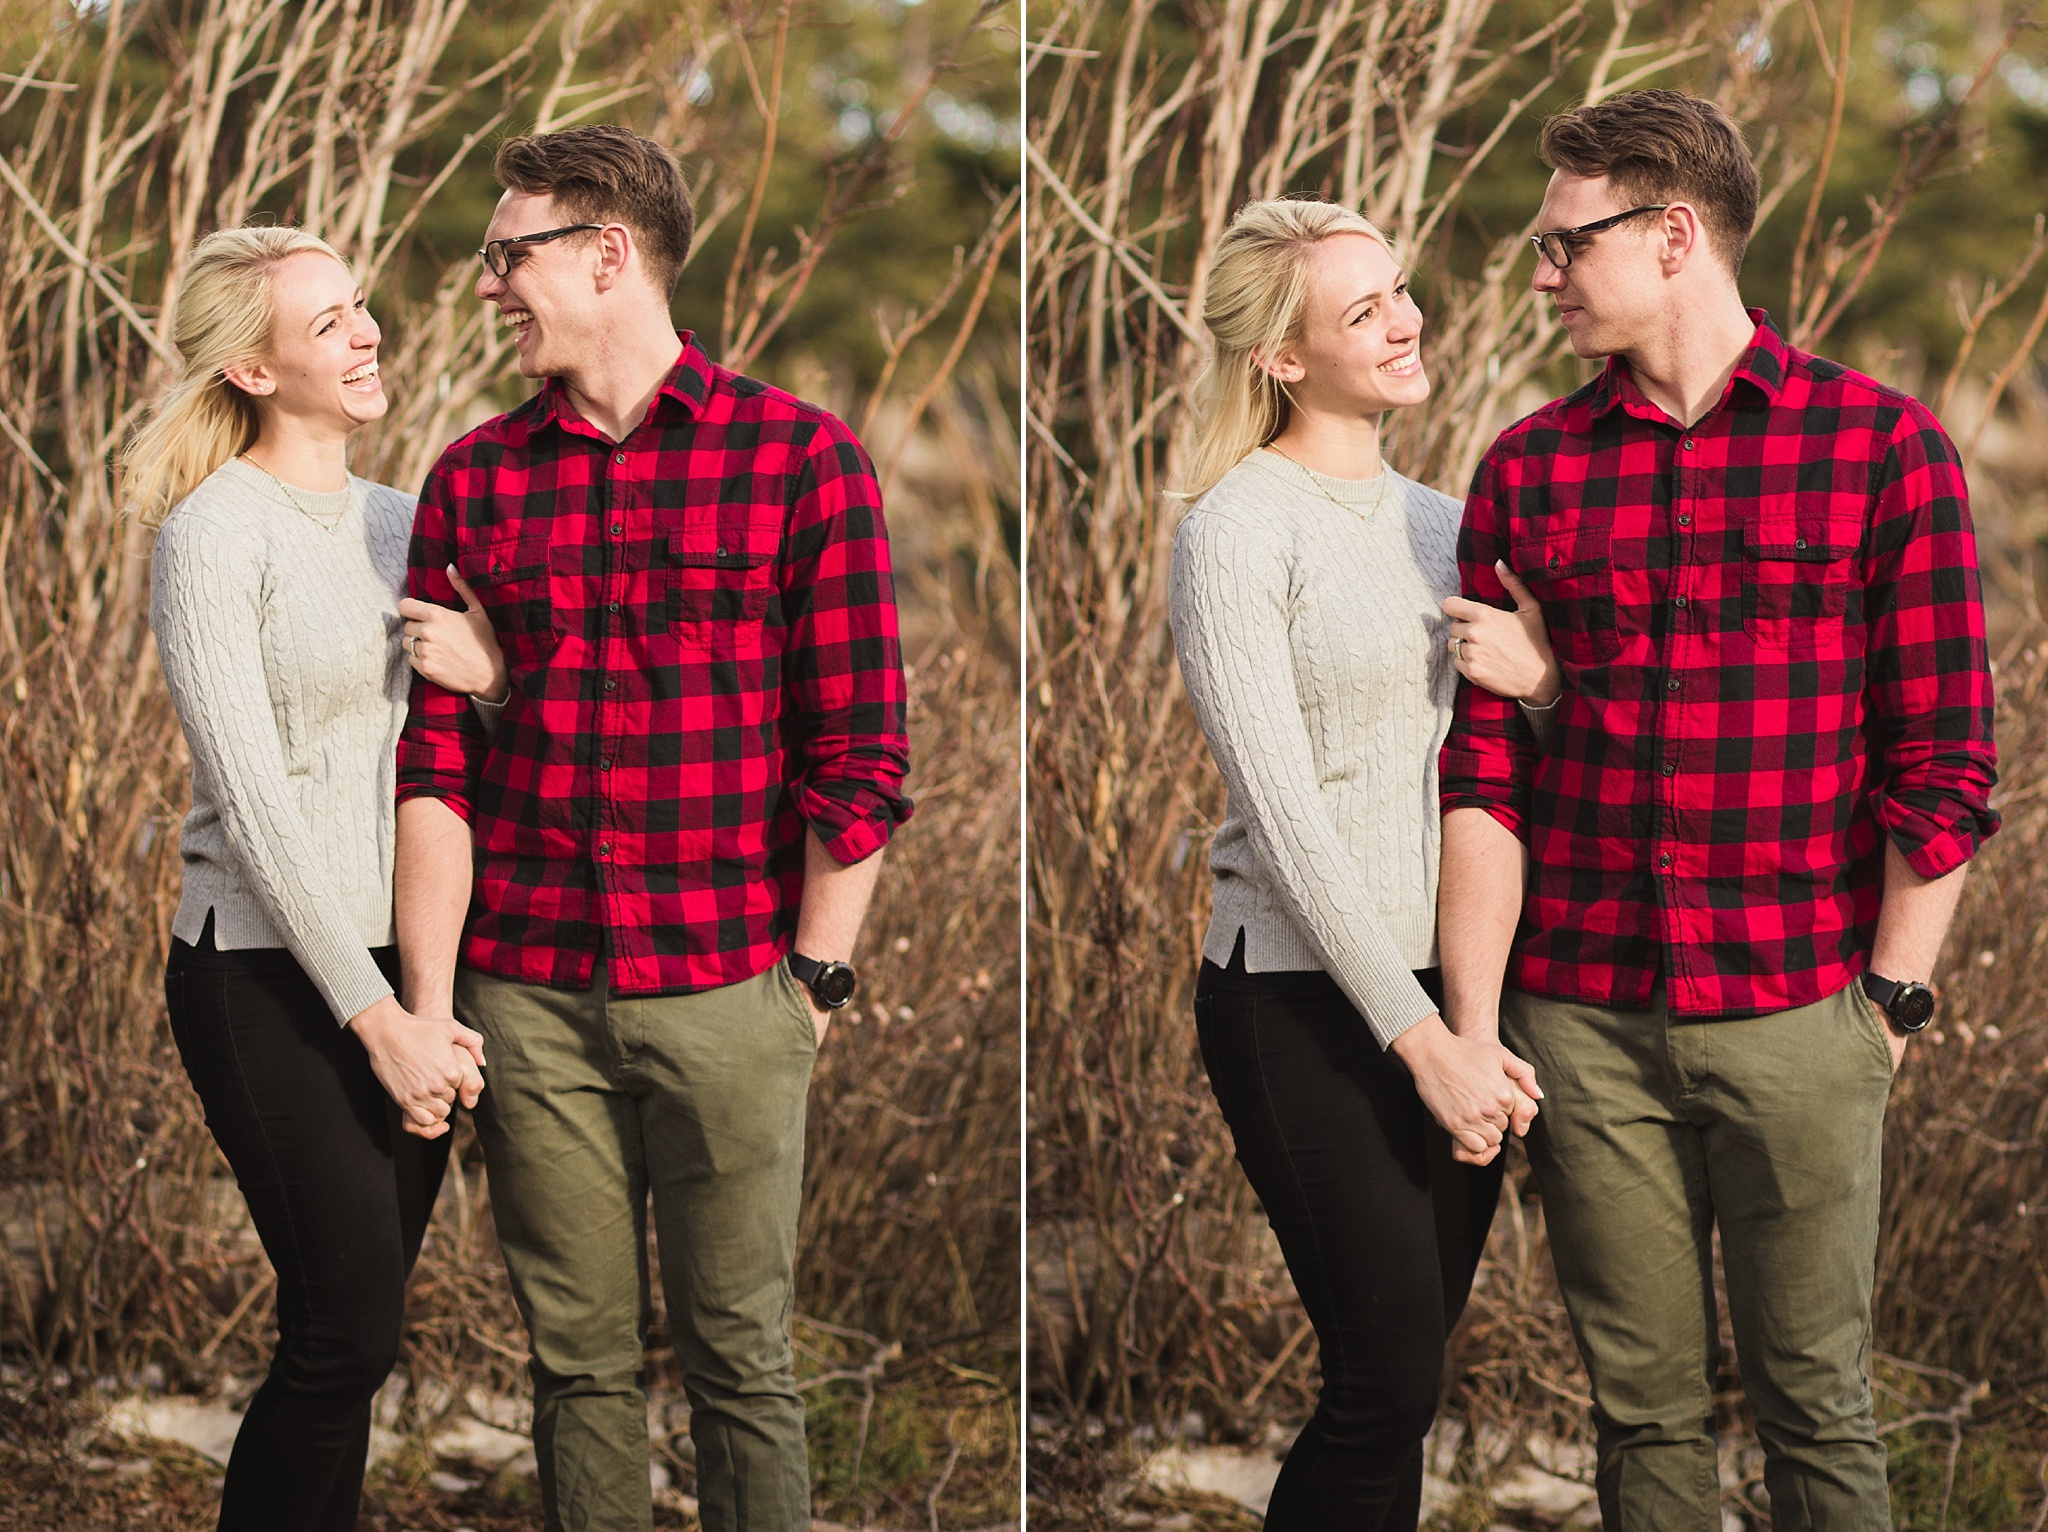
left=0, top=1357, right=1020, bottom=1532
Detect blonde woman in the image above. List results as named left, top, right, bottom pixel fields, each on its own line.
left=128, top=226, right=503, bottom=1531
left=1167, top=199, right=1559, bottom=1528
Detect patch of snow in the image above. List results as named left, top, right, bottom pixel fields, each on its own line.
left=1491, top=1463, right=1596, bottom=1519
left=100, top=1393, right=243, bottom=1466
left=433, top=1415, right=532, bottom=1468
left=1141, top=1442, right=1282, bottom=1514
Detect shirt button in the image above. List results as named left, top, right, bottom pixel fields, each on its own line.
left=607, top=600, right=621, bottom=613
left=1658, top=852, right=1674, bottom=868
left=1682, top=438, right=1695, bottom=451
left=1666, top=678, right=1680, bottom=692
left=614, top=454, right=626, bottom=465
left=1662, top=760, right=1677, bottom=776
left=1795, top=537, right=1808, bottom=550
left=1674, top=594, right=1689, bottom=608
left=604, top=677, right=618, bottom=692
left=610, top=522, right=624, bottom=537
left=598, top=842, right=611, bottom=857
left=1677, top=512, right=1693, bottom=526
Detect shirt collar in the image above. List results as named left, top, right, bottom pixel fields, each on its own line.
left=531, top=330, right=714, bottom=436
left=1585, top=307, right=1787, bottom=422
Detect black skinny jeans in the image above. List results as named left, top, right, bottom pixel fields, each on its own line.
left=1194, top=940, right=1503, bottom=1532
left=164, top=915, right=448, bottom=1532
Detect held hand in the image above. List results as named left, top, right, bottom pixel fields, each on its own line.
left=1495, top=1043, right=1542, bottom=1157
left=1447, top=1052, right=1542, bottom=1167
left=1442, top=560, right=1561, bottom=706
left=348, top=996, right=489, bottom=1139
left=1439, top=1011, right=1544, bottom=1162
left=1389, top=1015, right=1527, bottom=1166
left=398, top=566, right=509, bottom=703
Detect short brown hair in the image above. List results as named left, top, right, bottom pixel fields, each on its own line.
left=1539, top=90, right=1759, bottom=274
left=493, top=125, right=695, bottom=297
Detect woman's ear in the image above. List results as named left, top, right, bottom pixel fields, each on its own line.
left=1251, top=347, right=1305, bottom=385
left=221, top=361, right=276, bottom=397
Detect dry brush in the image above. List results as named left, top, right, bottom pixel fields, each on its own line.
left=0, top=1, right=1020, bottom=1519
left=1026, top=0, right=2048, bottom=1514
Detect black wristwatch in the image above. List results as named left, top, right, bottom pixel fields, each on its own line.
left=788, top=952, right=858, bottom=1010
left=1862, top=972, right=1935, bottom=1034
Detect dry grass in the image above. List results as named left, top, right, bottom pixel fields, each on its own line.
left=1026, top=1, right=2048, bottom=1523
left=0, top=0, right=1018, bottom=1524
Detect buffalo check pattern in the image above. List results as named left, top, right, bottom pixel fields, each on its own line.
left=397, top=333, right=911, bottom=996
left=1441, top=312, right=1998, bottom=1018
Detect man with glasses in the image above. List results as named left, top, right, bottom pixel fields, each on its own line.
left=1438, top=90, right=1997, bottom=1531
left=394, top=124, right=911, bottom=1531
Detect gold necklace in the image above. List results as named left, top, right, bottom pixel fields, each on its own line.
left=1264, top=442, right=1388, bottom=525
left=238, top=454, right=347, bottom=534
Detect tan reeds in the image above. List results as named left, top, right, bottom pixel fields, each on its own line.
left=1025, top=0, right=2048, bottom=1501
left=0, top=2, right=1019, bottom=1506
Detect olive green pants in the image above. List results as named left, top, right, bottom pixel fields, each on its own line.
left=456, top=958, right=819, bottom=1532
left=1501, top=981, right=1897, bottom=1532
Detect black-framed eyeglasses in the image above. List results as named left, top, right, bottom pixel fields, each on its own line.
left=477, top=223, right=606, bottom=277
left=1530, top=205, right=1670, bottom=270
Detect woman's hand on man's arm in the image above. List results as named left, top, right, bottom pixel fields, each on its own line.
left=1443, top=559, right=1561, bottom=707
left=398, top=564, right=508, bottom=703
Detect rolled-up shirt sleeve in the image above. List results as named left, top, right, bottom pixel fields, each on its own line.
left=782, top=422, right=912, bottom=863
left=1862, top=403, right=2000, bottom=875
left=1440, top=453, right=1538, bottom=835
left=395, top=460, right=487, bottom=821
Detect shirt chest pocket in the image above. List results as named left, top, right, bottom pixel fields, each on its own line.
left=1509, top=520, right=1621, bottom=665
left=456, top=535, right=557, bottom=664
left=666, top=510, right=782, bottom=640
left=1743, top=501, right=1862, bottom=650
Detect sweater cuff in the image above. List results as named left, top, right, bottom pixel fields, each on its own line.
left=1354, top=969, right=1440, bottom=1051
left=307, top=940, right=396, bottom=1027
left=467, top=692, right=507, bottom=741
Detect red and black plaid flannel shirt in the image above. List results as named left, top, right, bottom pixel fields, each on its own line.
left=1441, top=312, right=1998, bottom=1018
left=396, top=333, right=912, bottom=996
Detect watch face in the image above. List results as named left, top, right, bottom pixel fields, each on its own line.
left=815, top=962, right=859, bottom=1008
left=1892, top=983, right=1936, bottom=1032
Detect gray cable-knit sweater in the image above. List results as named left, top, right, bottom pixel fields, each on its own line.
left=149, top=457, right=418, bottom=1024
left=1169, top=449, right=1464, bottom=1049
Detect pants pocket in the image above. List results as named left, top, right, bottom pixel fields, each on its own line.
left=773, top=958, right=822, bottom=1052
left=1844, top=981, right=1900, bottom=1079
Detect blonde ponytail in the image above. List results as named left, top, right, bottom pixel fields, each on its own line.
left=123, top=227, right=351, bottom=528
left=1179, top=199, right=1397, bottom=501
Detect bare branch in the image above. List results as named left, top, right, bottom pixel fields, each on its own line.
left=882, top=196, right=1021, bottom=492
left=1024, top=138, right=1203, bottom=347
left=0, top=155, right=177, bottom=367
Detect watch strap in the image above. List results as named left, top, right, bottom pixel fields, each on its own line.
left=788, top=951, right=857, bottom=1009
left=1862, top=971, right=1935, bottom=1032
